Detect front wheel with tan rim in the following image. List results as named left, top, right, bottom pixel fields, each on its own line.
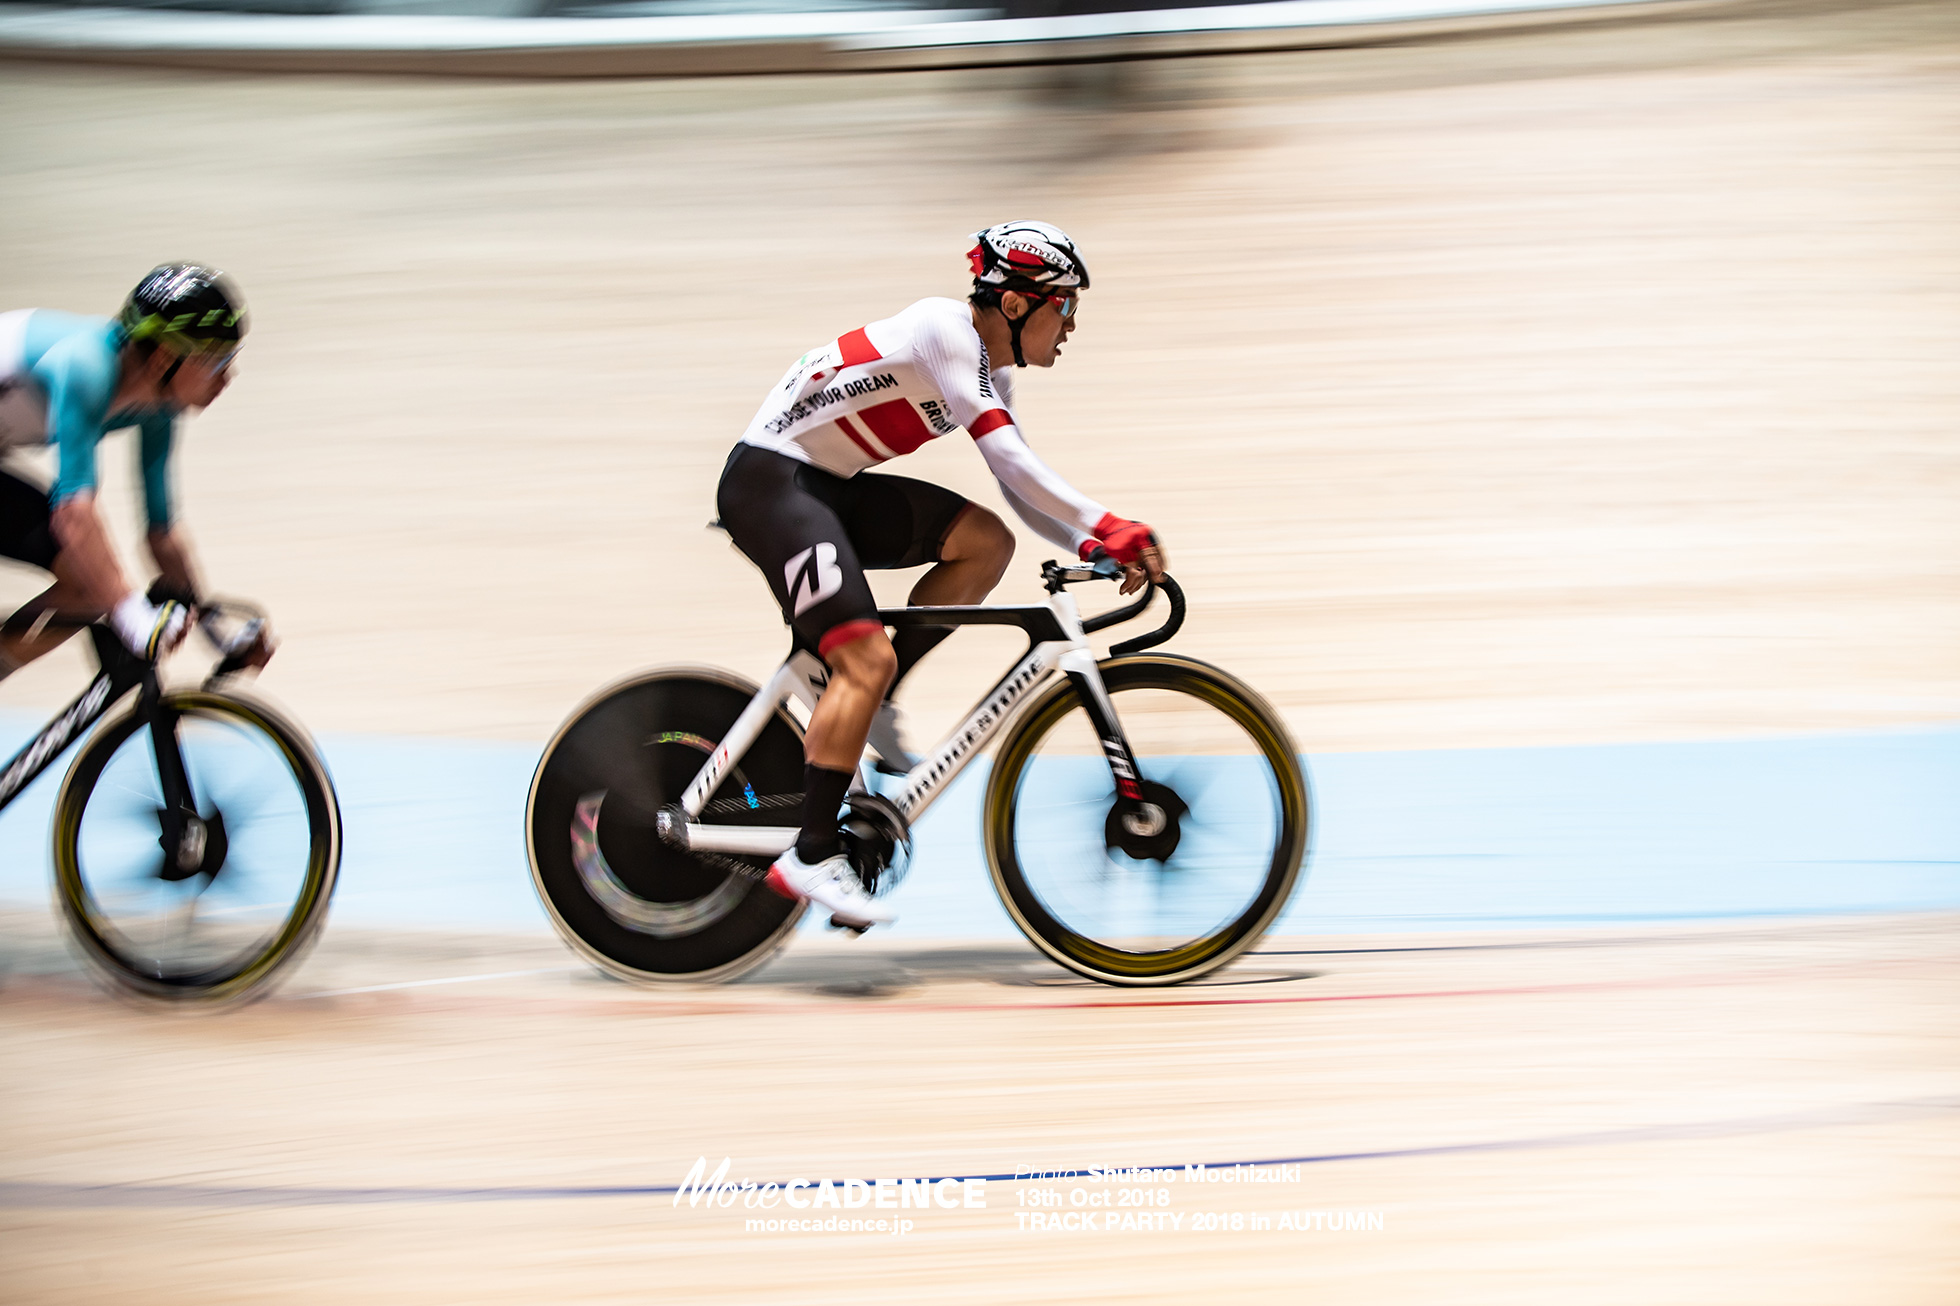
left=52, top=690, right=341, bottom=1006
left=983, top=654, right=1310, bottom=986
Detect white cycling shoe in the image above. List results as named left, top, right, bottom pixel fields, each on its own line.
left=764, top=847, right=897, bottom=929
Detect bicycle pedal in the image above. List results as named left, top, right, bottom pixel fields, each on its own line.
left=827, top=914, right=872, bottom=937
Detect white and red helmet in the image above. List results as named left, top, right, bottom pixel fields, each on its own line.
left=968, top=220, right=1091, bottom=292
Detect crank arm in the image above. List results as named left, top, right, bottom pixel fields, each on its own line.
left=655, top=808, right=797, bottom=858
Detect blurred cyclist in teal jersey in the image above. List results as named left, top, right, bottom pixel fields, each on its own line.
left=0, top=264, right=274, bottom=673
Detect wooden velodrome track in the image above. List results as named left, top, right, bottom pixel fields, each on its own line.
left=2, top=0, right=1957, bottom=1299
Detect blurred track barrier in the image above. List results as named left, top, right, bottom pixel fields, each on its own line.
left=0, top=0, right=1743, bottom=75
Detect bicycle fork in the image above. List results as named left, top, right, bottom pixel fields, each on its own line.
left=143, top=676, right=220, bottom=882
left=1057, top=648, right=1164, bottom=838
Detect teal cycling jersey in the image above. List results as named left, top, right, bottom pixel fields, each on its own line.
left=0, top=308, right=175, bottom=528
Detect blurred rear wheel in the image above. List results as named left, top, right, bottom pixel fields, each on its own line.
left=527, top=668, right=806, bottom=984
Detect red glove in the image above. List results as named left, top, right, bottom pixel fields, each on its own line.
left=1083, top=513, right=1158, bottom=565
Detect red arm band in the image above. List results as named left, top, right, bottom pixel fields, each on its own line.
left=967, top=409, right=1014, bottom=438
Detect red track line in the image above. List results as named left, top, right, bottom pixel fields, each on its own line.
left=912, top=973, right=1750, bottom=1013
left=906, top=955, right=1938, bottom=1013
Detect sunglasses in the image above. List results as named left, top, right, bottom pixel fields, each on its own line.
left=1025, top=293, right=1079, bottom=319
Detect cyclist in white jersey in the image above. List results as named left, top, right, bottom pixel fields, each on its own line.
left=716, top=220, right=1166, bottom=929
left=0, top=265, right=271, bottom=673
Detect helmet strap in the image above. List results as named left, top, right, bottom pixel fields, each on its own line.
left=974, top=286, right=1037, bottom=367
left=157, top=353, right=185, bottom=392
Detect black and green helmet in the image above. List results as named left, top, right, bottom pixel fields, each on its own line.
left=119, top=264, right=247, bottom=356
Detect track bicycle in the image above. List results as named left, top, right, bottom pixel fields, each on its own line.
left=527, top=557, right=1311, bottom=987
left=0, top=602, right=341, bottom=1005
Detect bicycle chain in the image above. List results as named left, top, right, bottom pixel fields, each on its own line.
left=692, top=850, right=769, bottom=882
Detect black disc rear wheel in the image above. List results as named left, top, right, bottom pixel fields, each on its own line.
left=527, top=668, right=806, bottom=984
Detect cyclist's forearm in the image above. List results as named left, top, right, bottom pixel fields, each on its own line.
left=49, top=497, right=134, bottom=612
left=144, top=526, right=202, bottom=600
left=973, top=429, right=1105, bottom=536
left=999, top=485, right=1093, bottom=555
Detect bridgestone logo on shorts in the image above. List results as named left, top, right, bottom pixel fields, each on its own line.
left=786, top=543, right=844, bottom=617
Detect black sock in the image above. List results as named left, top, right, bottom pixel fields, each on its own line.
left=795, top=763, right=854, bottom=863
left=890, top=625, right=953, bottom=694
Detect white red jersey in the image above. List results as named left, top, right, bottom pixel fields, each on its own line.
left=738, top=297, right=1108, bottom=552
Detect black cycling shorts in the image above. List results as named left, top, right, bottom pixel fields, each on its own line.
left=0, top=469, right=59, bottom=571
left=716, top=443, right=972, bottom=657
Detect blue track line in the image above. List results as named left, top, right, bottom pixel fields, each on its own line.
left=4, top=1094, right=1952, bottom=1209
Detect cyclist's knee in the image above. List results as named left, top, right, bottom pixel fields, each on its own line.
left=948, top=505, right=1015, bottom=577
left=822, top=622, right=897, bottom=690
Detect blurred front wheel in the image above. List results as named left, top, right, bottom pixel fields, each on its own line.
left=51, top=691, right=341, bottom=1006
left=983, top=654, right=1310, bottom=986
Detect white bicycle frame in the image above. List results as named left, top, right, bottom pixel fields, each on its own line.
left=667, top=586, right=1132, bottom=857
